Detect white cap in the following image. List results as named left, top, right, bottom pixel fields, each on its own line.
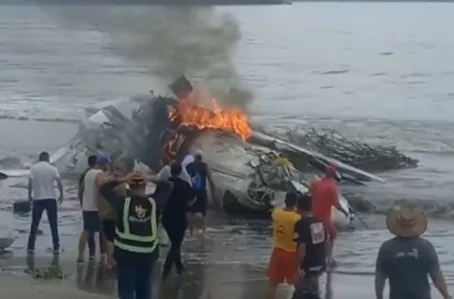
left=194, top=149, right=203, bottom=157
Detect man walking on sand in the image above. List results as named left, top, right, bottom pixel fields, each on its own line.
left=375, top=205, right=452, bottom=299
left=292, top=194, right=327, bottom=299
left=77, top=154, right=106, bottom=263
left=27, top=151, right=63, bottom=254
left=185, top=150, right=215, bottom=235
left=78, top=154, right=100, bottom=259
left=266, top=192, right=301, bottom=299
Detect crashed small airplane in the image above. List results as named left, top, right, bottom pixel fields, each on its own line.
left=0, top=76, right=388, bottom=228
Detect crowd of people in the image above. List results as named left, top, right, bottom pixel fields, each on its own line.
left=266, top=166, right=452, bottom=299
left=26, top=149, right=215, bottom=299
left=26, top=151, right=452, bottom=299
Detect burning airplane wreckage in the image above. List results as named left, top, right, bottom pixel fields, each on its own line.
left=0, top=76, right=418, bottom=227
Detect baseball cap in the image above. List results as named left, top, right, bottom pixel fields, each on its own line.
left=96, top=153, right=112, bottom=165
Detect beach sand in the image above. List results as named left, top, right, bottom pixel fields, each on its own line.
left=0, top=254, right=446, bottom=299
left=0, top=210, right=450, bottom=299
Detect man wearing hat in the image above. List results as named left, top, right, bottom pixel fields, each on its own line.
left=100, top=170, right=161, bottom=299
left=375, top=206, right=451, bottom=299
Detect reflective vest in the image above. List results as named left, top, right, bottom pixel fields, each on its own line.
left=114, top=197, right=158, bottom=254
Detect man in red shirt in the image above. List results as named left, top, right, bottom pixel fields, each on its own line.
left=310, top=165, right=349, bottom=267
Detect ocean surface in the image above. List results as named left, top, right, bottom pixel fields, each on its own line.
left=0, top=2, right=454, bottom=298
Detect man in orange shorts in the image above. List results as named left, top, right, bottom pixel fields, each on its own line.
left=310, top=165, right=349, bottom=267
left=266, top=192, right=301, bottom=299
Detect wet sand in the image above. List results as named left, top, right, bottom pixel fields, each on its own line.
left=0, top=235, right=448, bottom=299
left=0, top=193, right=453, bottom=299
left=0, top=254, right=381, bottom=299
left=0, top=260, right=446, bottom=299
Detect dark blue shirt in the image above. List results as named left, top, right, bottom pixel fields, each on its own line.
left=186, top=161, right=208, bottom=191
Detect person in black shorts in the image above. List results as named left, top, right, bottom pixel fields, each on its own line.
left=292, top=194, right=327, bottom=299
left=185, top=150, right=215, bottom=235
left=77, top=154, right=105, bottom=262
left=78, top=155, right=98, bottom=258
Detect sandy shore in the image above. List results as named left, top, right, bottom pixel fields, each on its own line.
left=0, top=263, right=447, bottom=299
left=0, top=273, right=108, bottom=299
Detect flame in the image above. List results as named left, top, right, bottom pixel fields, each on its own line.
left=169, top=97, right=253, bottom=140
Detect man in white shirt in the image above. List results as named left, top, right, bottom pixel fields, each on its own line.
left=27, top=151, right=64, bottom=253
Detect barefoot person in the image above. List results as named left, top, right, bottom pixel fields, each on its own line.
left=27, top=151, right=63, bottom=254
left=292, top=194, right=327, bottom=299
left=77, top=154, right=105, bottom=262
left=78, top=154, right=100, bottom=259
left=375, top=206, right=452, bottom=299
left=100, top=171, right=161, bottom=299
left=310, top=165, right=348, bottom=266
left=185, top=150, right=215, bottom=235
left=266, top=192, right=301, bottom=299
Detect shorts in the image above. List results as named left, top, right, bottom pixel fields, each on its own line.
left=323, top=220, right=337, bottom=241
left=267, top=248, right=298, bottom=284
left=188, top=189, right=207, bottom=216
left=82, top=211, right=101, bottom=232
left=102, top=220, right=116, bottom=242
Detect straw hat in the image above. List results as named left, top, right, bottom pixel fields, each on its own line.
left=386, top=206, right=427, bottom=238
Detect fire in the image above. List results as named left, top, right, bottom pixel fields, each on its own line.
left=169, top=97, right=253, bottom=140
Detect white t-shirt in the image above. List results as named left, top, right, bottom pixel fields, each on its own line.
left=29, top=161, right=61, bottom=200
left=82, top=169, right=102, bottom=211
left=157, top=165, right=192, bottom=186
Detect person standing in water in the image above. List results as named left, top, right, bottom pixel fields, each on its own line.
left=375, top=206, right=451, bottom=299
left=27, top=151, right=63, bottom=254
left=266, top=192, right=301, bottom=299
left=292, top=194, right=327, bottom=299
left=310, top=165, right=349, bottom=266
left=77, top=154, right=105, bottom=262
left=162, top=162, right=196, bottom=279
left=100, top=171, right=161, bottom=299
left=185, top=150, right=215, bottom=235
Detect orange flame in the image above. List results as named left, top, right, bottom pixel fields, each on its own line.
left=169, top=97, right=252, bottom=140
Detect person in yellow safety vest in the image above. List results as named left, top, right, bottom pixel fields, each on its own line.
left=100, top=170, right=165, bottom=299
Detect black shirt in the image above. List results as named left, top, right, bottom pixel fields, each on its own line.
left=162, top=176, right=196, bottom=222
left=294, top=215, right=327, bottom=274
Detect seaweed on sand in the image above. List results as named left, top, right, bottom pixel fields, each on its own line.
left=284, top=126, right=418, bottom=171
left=25, top=264, right=68, bottom=280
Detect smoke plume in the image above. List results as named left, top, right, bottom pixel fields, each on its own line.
left=42, top=5, right=252, bottom=108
